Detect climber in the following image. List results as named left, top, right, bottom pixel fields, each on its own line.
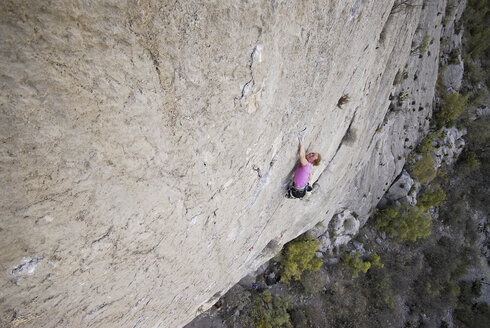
left=287, top=133, right=321, bottom=199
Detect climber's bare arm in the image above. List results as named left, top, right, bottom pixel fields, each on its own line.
left=299, top=140, right=307, bottom=166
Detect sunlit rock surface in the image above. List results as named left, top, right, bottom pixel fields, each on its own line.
left=0, top=0, right=447, bottom=327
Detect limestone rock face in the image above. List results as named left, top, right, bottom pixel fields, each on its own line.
left=0, top=0, right=446, bottom=327
left=440, top=0, right=466, bottom=93
left=433, top=126, right=466, bottom=167
left=316, top=210, right=361, bottom=253
left=378, top=169, right=418, bottom=208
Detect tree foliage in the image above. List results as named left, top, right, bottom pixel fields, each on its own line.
left=464, top=0, right=490, bottom=59
left=409, top=154, right=436, bottom=184
left=375, top=205, right=432, bottom=242
left=436, top=92, right=468, bottom=127
left=251, top=290, right=292, bottom=328
left=343, top=252, right=371, bottom=278
left=418, top=187, right=446, bottom=211
left=280, top=234, right=322, bottom=283
left=342, top=252, right=383, bottom=278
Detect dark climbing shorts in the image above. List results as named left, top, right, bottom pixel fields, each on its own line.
left=290, top=186, right=306, bottom=198
left=288, top=184, right=312, bottom=199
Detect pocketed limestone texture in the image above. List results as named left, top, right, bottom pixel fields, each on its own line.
left=0, top=0, right=447, bottom=327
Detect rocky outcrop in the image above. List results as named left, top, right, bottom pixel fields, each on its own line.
left=312, top=210, right=363, bottom=253
left=378, top=169, right=418, bottom=208
left=440, top=0, right=466, bottom=93
left=433, top=126, right=466, bottom=167
left=0, top=1, right=448, bottom=327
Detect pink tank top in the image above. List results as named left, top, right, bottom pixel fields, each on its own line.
left=294, top=161, right=312, bottom=188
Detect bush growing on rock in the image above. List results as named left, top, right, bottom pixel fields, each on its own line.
left=412, top=34, right=431, bottom=55
left=409, top=153, right=436, bottom=184
left=280, top=234, right=322, bottom=283
left=375, top=205, right=431, bottom=242
left=343, top=253, right=371, bottom=278
left=418, top=187, right=446, bottom=211
left=415, top=131, right=442, bottom=154
left=448, top=49, right=461, bottom=65
left=435, top=92, right=468, bottom=127
left=398, top=88, right=409, bottom=104
left=457, top=150, right=481, bottom=175
left=393, top=69, right=408, bottom=85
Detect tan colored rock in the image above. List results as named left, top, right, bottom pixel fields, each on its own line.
left=0, top=0, right=446, bottom=327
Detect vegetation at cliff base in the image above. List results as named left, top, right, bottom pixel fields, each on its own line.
left=280, top=234, right=322, bottom=283
left=251, top=290, right=292, bottom=328
left=435, top=92, right=468, bottom=127
left=463, top=0, right=490, bottom=60
left=342, top=252, right=383, bottom=278
left=417, top=187, right=446, bottom=211
left=409, top=153, right=436, bottom=183
left=375, top=205, right=432, bottom=242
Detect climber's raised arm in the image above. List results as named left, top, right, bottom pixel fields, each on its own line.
left=299, top=139, right=308, bottom=166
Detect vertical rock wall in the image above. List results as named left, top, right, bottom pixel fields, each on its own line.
left=0, top=0, right=446, bottom=327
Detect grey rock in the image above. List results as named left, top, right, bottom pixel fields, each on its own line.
left=321, top=210, right=361, bottom=251
left=469, top=105, right=490, bottom=120
left=442, top=62, right=464, bottom=92
left=0, top=0, right=447, bottom=327
left=352, top=241, right=364, bottom=252
left=384, top=170, right=417, bottom=206
left=318, top=235, right=332, bottom=253
left=433, top=126, right=466, bottom=167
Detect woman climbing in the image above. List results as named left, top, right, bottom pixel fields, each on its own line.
left=288, top=134, right=321, bottom=199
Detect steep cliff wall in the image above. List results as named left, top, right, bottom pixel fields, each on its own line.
left=0, top=0, right=445, bottom=327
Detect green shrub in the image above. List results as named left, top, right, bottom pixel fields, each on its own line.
left=341, top=251, right=383, bottom=279
left=454, top=302, right=490, bottom=328
left=280, top=234, right=322, bottom=283
left=466, top=5, right=490, bottom=60
left=289, top=308, right=308, bottom=328
left=393, top=69, right=408, bottom=85
left=436, top=65, right=448, bottom=93
left=409, top=154, right=436, bottom=184
left=367, top=252, right=384, bottom=269
left=458, top=280, right=482, bottom=305
left=366, top=266, right=394, bottom=309
left=418, top=187, right=446, bottom=211
left=436, top=92, right=468, bottom=127
left=449, top=49, right=461, bottom=64
left=442, top=2, right=455, bottom=26
left=251, top=290, right=292, bottom=328
left=398, top=89, right=409, bottom=103
left=464, top=61, right=484, bottom=85
left=457, top=151, right=481, bottom=175
left=455, top=279, right=490, bottom=328
left=416, top=133, right=436, bottom=154
left=412, top=34, right=431, bottom=54
left=300, top=270, right=326, bottom=295
left=419, top=34, right=431, bottom=53
left=375, top=205, right=432, bottom=242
